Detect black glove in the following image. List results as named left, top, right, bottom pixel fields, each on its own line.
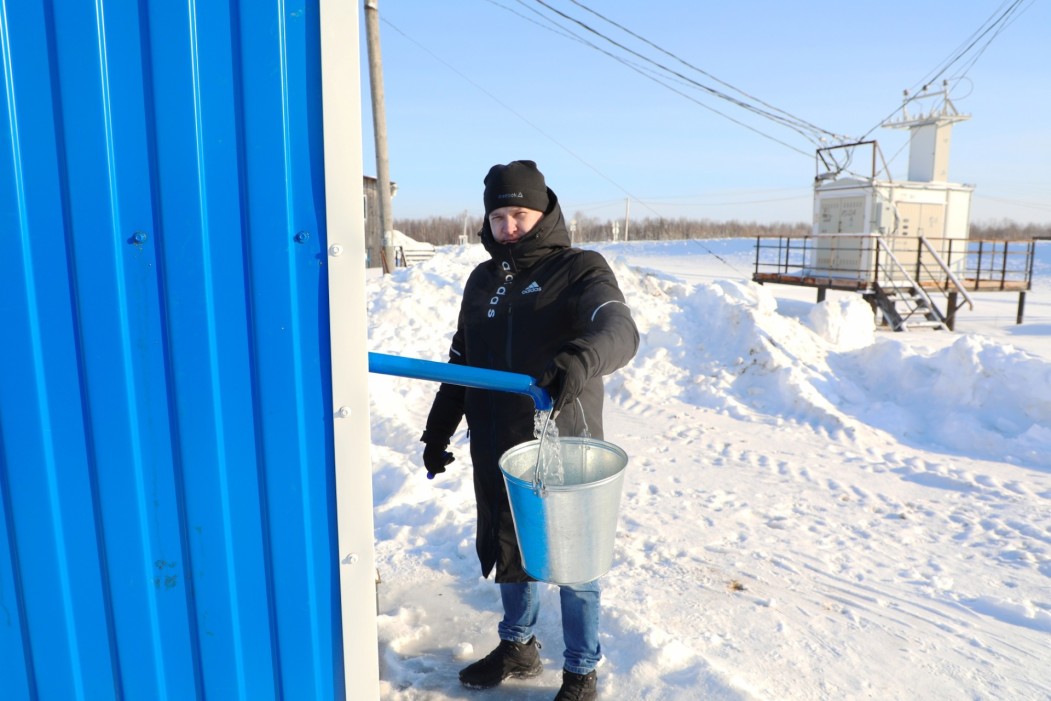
left=538, top=351, right=589, bottom=415
left=421, top=431, right=454, bottom=479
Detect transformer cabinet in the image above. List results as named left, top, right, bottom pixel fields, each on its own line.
left=811, top=85, right=973, bottom=286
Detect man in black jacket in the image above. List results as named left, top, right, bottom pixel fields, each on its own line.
left=421, top=160, right=639, bottom=701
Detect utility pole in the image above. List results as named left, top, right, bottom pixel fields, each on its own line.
left=624, top=197, right=630, bottom=242
left=364, top=0, right=396, bottom=273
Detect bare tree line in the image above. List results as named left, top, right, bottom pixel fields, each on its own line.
left=969, top=220, right=1051, bottom=241
left=393, top=214, right=1049, bottom=245
left=393, top=214, right=809, bottom=245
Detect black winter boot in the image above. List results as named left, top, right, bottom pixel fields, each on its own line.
left=554, top=669, right=597, bottom=701
left=458, top=636, right=543, bottom=689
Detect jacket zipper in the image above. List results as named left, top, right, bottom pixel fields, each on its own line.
left=505, top=302, right=514, bottom=369
left=503, top=250, right=517, bottom=370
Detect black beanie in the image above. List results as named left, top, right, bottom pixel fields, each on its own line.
left=483, top=160, right=550, bottom=216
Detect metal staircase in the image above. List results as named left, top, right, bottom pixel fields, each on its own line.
left=866, top=236, right=972, bottom=332
left=867, top=280, right=945, bottom=330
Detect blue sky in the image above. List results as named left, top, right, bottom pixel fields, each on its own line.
left=358, top=0, right=1050, bottom=226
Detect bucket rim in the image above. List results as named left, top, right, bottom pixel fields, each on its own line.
left=498, top=437, right=628, bottom=491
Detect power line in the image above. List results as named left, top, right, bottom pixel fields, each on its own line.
left=492, top=0, right=1029, bottom=175
left=383, top=11, right=751, bottom=272
left=490, top=0, right=815, bottom=158
left=482, top=0, right=816, bottom=158
left=524, top=0, right=834, bottom=150
left=920, top=0, right=1029, bottom=89
left=564, top=0, right=846, bottom=143
left=907, top=0, right=1015, bottom=92
left=571, top=192, right=812, bottom=216
left=379, top=18, right=644, bottom=202
left=483, top=0, right=845, bottom=161
left=646, top=194, right=812, bottom=208
left=860, top=0, right=1031, bottom=140
left=948, top=0, right=1034, bottom=82
left=482, top=0, right=583, bottom=44
left=975, top=194, right=1051, bottom=213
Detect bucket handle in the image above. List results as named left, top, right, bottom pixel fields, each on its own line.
left=532, top=397, right=595, bottom=496
left=575, top=397, right=592, bottom=439
left=532, top=410, right=554, bottom=495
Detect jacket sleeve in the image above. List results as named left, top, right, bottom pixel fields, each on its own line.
left=422, top=313, right=467, bottom=445
left=562, top=251, right=639, bottom=379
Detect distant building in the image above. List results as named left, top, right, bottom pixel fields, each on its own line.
left=753, top=85, right=1036, bottom=330
left=363, top=175, right=397, bottom=267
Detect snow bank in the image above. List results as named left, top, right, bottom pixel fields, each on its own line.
left=366, top=240, right=1051, bottom=700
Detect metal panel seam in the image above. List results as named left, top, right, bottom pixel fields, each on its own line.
left=276, top=0, right=325, bottom=690
left=2, top=3, right=85, bottom=696
left=226, top=0, right=285, bottom=690
left=187, top=1, right=248, bottom=695
left=93, top=4, right=169, bottom=696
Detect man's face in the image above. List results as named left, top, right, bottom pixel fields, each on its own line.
left=488, top=206, right=544, bottom=244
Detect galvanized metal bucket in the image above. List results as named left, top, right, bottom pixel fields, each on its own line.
left=499, top=437, right=628, bottom=585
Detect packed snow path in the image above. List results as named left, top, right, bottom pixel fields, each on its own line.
left=366, top=239, right=1051, bottom=700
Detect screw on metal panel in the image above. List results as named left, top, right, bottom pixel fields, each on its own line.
left=336, top=406, right=351, bottom=418
left=294, top=231, right=310, bottom=244
left=329, top=244, right=343, bottom=257
left=131, top=231, right=148, bottom=244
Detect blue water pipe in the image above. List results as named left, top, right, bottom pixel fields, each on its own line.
left=367, top=352, right=553, bottom=411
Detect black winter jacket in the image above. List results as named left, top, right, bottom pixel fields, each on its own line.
left=424, top=190, right=639, bottom=582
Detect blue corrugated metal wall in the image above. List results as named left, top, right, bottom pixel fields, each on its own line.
left=0, top=2, right=345, bottom=698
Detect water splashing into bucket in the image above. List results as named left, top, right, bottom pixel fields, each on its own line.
left=533, top=410, right=565, bottom=488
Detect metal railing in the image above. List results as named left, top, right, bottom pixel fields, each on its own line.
left=754, top=234, right=883, bottom=287
left=957, top=239, right=1036, bottom=291
left=394, top=244, right=436, bottom=267
left=754, top=235, right=1035, bottom=292
left=753, top=235, right=1036, bottom=329
left=915, top=236, right=973, bottom=308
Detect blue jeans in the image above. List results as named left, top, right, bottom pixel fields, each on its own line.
left=497, top=580, right=601, bottom=675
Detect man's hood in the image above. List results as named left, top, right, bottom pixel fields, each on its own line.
left=479, top=188, right=571, bottom=273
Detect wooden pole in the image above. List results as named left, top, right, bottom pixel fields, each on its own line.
left=364, top=0, right=396, bottom=273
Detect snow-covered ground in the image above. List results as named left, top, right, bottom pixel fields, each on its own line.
left=365, top=237, right=1051, bottom=700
